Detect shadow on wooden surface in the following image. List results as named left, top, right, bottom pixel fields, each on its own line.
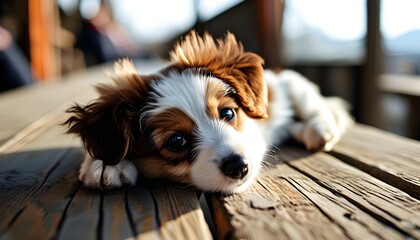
left=0, top=147, right=212, bottom=240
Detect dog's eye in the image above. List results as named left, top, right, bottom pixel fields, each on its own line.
left=220, top=108, right=235, bottom=122
left=165, top=133, right=188, bottom=152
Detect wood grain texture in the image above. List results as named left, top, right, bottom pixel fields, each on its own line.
left=0, top=120, right=211, bottom=240
left=0, top=103, right=84, bottom=239
left=0, top=149, right=67, bottom=230
left=0, top=66, right=105, bottom=146
left=210, top=152, right=408, bottom=240
left=0, top=148, right=82, bottom=239
left=0, top=119, right=82, bottom=233
left=126, top=184, right=161, bottom=239
left=102, top=188, right=135, bottom=240
left=136, top=181, right=212, bottom=240
left=331, top=125, right=420, bottom=199
left=0, top=108, right=80, bottom=153
left=210, top=177, right=348, bottom=239
left=280, top=147, right=420, bottom=239
left=56, top=187, right=101, bottom=240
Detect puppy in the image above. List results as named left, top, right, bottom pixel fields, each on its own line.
left=65, top=31, right=353, bottom=193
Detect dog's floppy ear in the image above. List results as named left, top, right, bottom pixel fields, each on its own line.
left=170, top=31, right=268, bottom=119
left=64, top=60, right=149, bottom=165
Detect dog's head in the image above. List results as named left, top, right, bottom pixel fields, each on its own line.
left=66, top=32, right=268, bottom=193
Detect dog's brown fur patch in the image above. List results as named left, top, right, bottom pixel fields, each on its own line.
left=170, top=31, right=268, bottom=119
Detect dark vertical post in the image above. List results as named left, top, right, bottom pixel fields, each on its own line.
left=360, top=0, right=382, bottom=125
left=255, top=0, right=284, bottom=68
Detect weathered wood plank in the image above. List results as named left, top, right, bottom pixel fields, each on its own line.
left=209, top=151, right=407, bottom=240
left=0, top=148, right=82, bottom=239
left=0, top=127, right=81, bottom=233
left=266, top=166, right=405, bottom=240
left=0, top=66, right=105, bottom=147
left=0, top=109, right=84, bottom=236
left=331, top=125, right=420, bottom=199
left=56, top=187, right=101, bottom=240
left=102, top=188, right=135, bottom=240
left=280, top=147, right=420, bottom=239
left=210, top=177, right=348, bottom=239
left=138, top=181, right=213, bottom=240
left=0, top=107, right=83, bottom=154
left=0, top=148, right=67, bottom=230
left=126, top=184, right=161, bottom=239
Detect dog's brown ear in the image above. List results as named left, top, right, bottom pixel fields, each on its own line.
left=215, top=49, right=268, bottom=119
left=170, top=31, right=268, bottom=119
left=64, top=60, right=150, bottom=165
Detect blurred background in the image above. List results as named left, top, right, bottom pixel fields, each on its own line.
left=1, top=0, right=420, bottom=139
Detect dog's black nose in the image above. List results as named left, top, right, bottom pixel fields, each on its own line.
left=220, top=154, right=248, bottom=179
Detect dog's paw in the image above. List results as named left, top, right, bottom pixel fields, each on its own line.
left=79, top=159, right=138, bottom=190
left=301, top=116, right=341, bottom=152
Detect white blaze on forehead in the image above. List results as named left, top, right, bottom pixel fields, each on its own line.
left=147, top=69, right=230, bottom=123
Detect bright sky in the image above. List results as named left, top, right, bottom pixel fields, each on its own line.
left=381, top=0, right=420, bottom=39
left=283, top=0, right=366, bottom=41
left=110, top=0, right=243, bottom=42
left=110, top=0, right=196, bottom=43
left=58, top=0, right=420, bottom=42
left=197, top=0, right=243, bottom=21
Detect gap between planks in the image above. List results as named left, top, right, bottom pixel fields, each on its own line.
left=329, top=150, right=420, bottom=200
left=280, top=149, right=420, bottom=239
left=327, top=125, right=420, bottom=200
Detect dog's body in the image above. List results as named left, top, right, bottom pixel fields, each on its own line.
left=65, top=32, right=353, bottom=193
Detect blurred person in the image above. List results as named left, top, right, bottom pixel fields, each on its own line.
left=0, top=26, right=34, bottom=92
left=75, top=1, right=147, bottom=66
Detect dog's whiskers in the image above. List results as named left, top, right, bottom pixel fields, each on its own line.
left=259, top=161, right=274, bottom=171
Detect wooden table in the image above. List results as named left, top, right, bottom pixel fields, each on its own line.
left=1, top=61, right=419, bottom=240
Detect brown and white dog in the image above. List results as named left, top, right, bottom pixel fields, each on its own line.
left=65, top=32, right=353, bottom=193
